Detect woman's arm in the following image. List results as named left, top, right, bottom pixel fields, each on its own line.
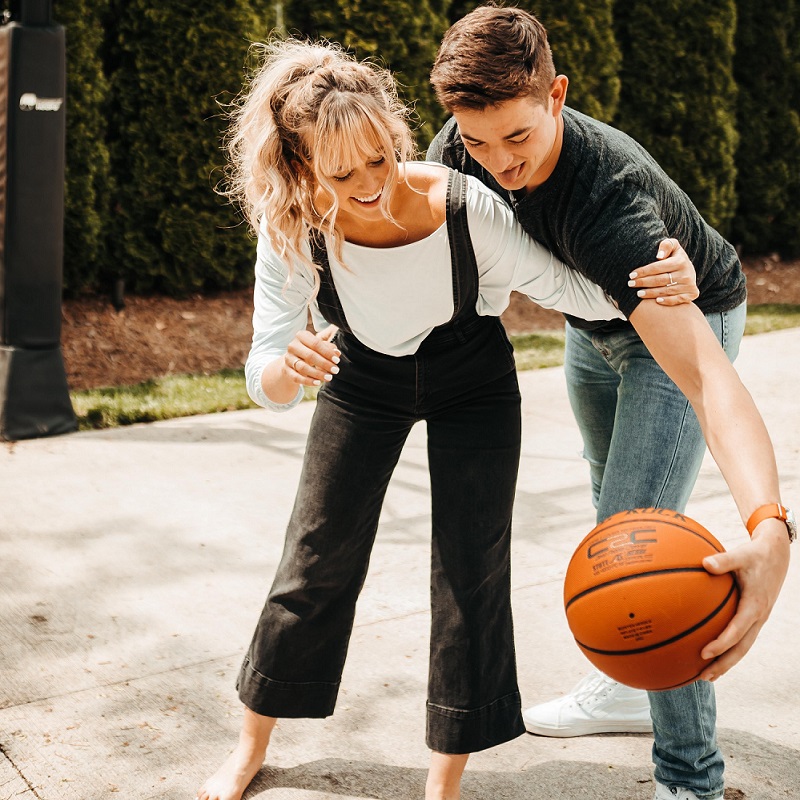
left=247, top=235, right=337, bottom=410
left=629, top=300, right=791, bottom=679
left=466, top=178, right=695, bottom=320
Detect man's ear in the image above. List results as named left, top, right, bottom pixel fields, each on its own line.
left=549, top=74, right=569, bottom=115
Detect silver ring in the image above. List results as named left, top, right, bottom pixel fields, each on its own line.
left=292, top=357, right=301, bottom=371
left=667, top=273, right=678, bottom=287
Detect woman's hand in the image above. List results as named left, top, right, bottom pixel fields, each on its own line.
left=284, top=325, right=341, bottom=386
left=628, top=238, right=699, bottom=305
left=261, top=325, right=340, bottom=405
left=698, top=519, right=791, bottom=680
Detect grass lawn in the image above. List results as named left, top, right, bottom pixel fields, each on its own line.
left=71, top=304, right=800, bottom=431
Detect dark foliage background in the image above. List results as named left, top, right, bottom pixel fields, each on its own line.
left=7, top=0, right=797, bottom=295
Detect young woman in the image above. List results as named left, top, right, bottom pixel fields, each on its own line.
left=197, top=38, right=694, bottom=800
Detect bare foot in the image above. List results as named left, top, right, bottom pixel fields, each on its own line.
left=196, top=709, right=277, bottom=800
left=425, top=751, right=469, bottom=800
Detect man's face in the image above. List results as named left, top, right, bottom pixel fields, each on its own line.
left=452, top=94, right=563, bottom=194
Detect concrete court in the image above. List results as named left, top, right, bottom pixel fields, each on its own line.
left=0, top=327, right=798, bottom=800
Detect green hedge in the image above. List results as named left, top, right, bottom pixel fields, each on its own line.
left=41, top=1, right=800, bottom=296
left=538, top=0, right=620, bottom=123
left=732, top=0, right=800, bottom=256
left=305, top=0, right=449, bottom=147
left=614, top=0, right=739, bottom=235
left=103, top=0, right=269, bottom=295
left=59, top=0, right=112, bottom=294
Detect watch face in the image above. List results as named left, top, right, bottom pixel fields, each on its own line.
left=786, top=507, right=798, bottom=542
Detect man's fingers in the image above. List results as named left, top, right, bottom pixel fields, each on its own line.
left=699, top=624, right=762, bottom=681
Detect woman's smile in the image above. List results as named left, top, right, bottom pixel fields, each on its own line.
left=353, top=188, right=383, bottom=206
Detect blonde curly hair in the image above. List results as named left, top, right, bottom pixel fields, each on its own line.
left=223, top=38, right=417, bottom=286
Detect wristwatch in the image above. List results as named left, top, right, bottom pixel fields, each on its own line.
left=745, top=503, right=797, bottom=543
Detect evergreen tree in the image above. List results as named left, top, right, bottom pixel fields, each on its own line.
left=55, top=1, right=113, bottom=294
left=537, top=0, right=620, bottom=123
left=307, top=0, right=449, bottom=147
left=614, top=0, right=738, bottom=234
left=447, top=0, right=481, bottom=24
left=731, top=0, right=800, bottom=255
left=105, top=0, right=270, bottom=295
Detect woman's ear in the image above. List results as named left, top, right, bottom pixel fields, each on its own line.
left=291, top=157, right=314, bottom=185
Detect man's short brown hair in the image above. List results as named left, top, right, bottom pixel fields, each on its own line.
left=431, top=4, right=556, bottom=111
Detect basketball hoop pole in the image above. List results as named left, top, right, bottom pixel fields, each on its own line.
left=0, top=0, right=77, bottom=439
left=11, top=0, right=51, bottom=25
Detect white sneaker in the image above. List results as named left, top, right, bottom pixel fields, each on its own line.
left=654, top=781, right=709, bottom=799
left=522, top=669, right=652, bottom=737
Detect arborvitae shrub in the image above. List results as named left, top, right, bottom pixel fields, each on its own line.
left=733, top=0, right=800, bottom=256
left=307, top=0, right=449, bottom=148
left=57, top=0, right=113, bottom=294
left=105, top=0, right=268, bottom=295
left=614, top=0, right=738, bottom=234
left=538, top=0, right=620, bottom=123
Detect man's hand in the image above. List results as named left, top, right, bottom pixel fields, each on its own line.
left=698, top=519, right=790, bottom=680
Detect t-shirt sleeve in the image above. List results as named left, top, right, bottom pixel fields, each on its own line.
left=245, top=232, right=315, bottom=412
left=466, top=178, right=624, bottom=321
left=572, top=179, right=670, bottom=319
left=426, top=120, right=454, bottom=165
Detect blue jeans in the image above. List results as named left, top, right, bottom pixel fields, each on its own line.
left=563, top=302, right=747, bottom=800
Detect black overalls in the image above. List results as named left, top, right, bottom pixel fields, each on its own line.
left=237, top=170, right=525, bottom=753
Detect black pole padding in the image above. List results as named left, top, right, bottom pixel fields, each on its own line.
left=0, top=13, right=76, bottom=439
left=18, top=0, right=52, bottom=27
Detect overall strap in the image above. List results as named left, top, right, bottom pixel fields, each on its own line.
left=312, top=168, right=480, bottom=340
left=310, top=229, right=353, bottom=334
left=444, top=169, right=480, bottom=332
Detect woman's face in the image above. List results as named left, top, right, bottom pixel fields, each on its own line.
left=315, top=152, right=392, bottom=227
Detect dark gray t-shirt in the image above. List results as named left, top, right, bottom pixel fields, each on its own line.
left=427, top=107, right=746, bottom=332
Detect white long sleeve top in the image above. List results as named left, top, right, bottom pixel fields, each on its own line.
left=247, top=167, right=624, bottom=411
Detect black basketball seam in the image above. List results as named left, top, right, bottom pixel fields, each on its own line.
left=572, top=581, right=739, bottom=657
left=655, top=667, right=706, bottom=692
left=565, top=567, right=724, bottom=610
left=575, top=514, right=725, bottom=555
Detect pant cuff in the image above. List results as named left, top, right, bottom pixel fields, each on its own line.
left=426, top=691, right=525, bottom=754
left=236, top=657, right=339, bottom=718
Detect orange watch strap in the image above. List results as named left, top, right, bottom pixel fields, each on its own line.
left=745, top=503, right=787, bottom=536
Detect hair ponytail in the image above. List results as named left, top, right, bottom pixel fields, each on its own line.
left=221, top=39, right=416, bottom=289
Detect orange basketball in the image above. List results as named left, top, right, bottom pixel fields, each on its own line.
left=563, top=508, right=739, bottom=691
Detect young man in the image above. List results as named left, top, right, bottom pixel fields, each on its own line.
left=428, top=6, right=793, bottom=800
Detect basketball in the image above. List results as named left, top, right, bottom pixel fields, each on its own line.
left=563, top=508, right=739, bottom=691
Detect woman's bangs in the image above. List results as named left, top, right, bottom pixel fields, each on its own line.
left=314, top=99, right=394, bottom=177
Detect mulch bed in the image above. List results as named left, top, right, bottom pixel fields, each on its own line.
left=61, top=255, right=800, bottom=391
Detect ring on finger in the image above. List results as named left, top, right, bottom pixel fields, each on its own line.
left=667, top=272, right=678, bottom=287
left=292, top=357, right=302, bottom=372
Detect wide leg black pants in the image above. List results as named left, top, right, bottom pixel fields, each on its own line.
left=238, top=314, right=525, bottom=754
